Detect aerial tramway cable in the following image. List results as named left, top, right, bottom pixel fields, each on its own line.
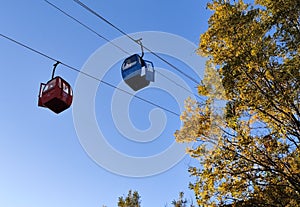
left=0, top=33, right=180, bottom=116
left=73, top=0, right=201, bottom=85
left=44, top=0, right=203, bottom=99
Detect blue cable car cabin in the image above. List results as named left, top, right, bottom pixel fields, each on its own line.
left=121, top=54, right=154, bottom=91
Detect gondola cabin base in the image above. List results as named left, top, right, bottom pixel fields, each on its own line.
left=38, top=76, right=73, bottom=114
left=121, top=54, right=154, bottom=91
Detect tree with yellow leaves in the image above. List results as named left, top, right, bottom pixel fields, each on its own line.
left=118, top=190, right=141, bottom=207
left=175, top=0, right=300, bottom=206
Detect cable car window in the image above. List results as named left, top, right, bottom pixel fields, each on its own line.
left=43, top=79, right=56, bottom=92
left=58, top=78, right=62, bottom=88
left=122, top=55, right=138, bottom=70
left=39, top=83, right=45, bottom=97
left=62, top=82, right=69, bottom=94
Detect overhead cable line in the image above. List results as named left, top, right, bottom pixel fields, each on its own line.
left=44, top=0, right=203, bottom=100
left=0, top=33, right=180, bottom=117
left=44, top=0, right=129, bottom=55
left=73, top=0, right=201, bottom=85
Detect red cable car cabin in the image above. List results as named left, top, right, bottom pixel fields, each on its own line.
left=38, top=76, right=73, bottom=114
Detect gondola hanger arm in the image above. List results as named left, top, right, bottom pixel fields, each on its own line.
left=51, top=61, right=61, bottom=79
left=135, top=38, right=144, bottom=58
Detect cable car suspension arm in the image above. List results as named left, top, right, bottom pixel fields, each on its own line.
left=135, top=38, right=144, bottom=58
left=51, top=61, right=61, bottom=79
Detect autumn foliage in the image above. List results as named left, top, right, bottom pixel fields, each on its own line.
left=175, top=0, right=300, bottom=206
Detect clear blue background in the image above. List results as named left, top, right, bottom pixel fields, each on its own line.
left=0, top=0, right=211, bottom=206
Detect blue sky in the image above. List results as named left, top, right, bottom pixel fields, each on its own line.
left=0, top=0, right=211, bottom=206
